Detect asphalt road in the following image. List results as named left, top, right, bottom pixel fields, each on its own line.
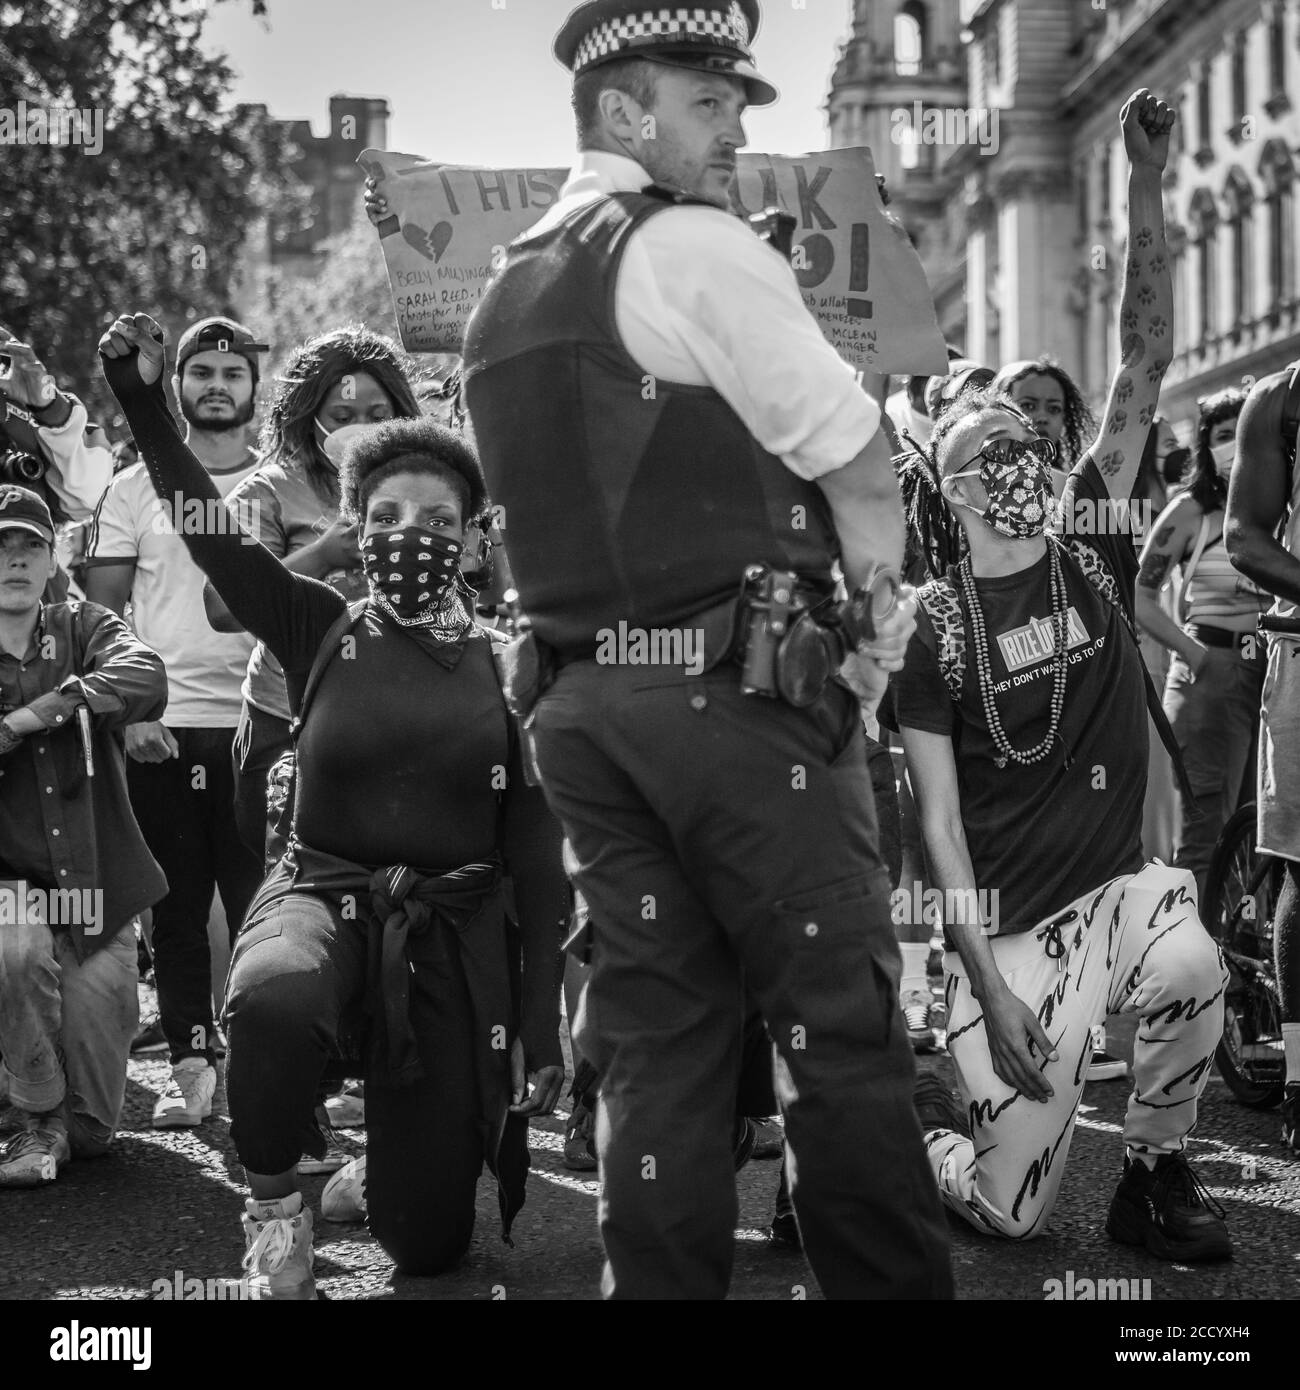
left=2, top=1013, right=1298, bottom=1303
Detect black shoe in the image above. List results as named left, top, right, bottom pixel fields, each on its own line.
left=913, top=1073, right=967, bottom=1138
left=732, top=1116, right=757, bottom=1172
left=768, top=1211, right=802, bottom=1250
left=130, top=1019, right=168, bottom=1056
left=1282, top=1084, right=1300, bottom=1152
left=1105, top=1153, right=1232, bottom=1262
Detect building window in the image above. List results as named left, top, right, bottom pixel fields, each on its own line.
left=986, top=212, right=1001, bottom=367
left=895, top=3, right=926, bottom=78
left=1266, top=3, right=1292, bottom=116
left=1232, top=31, right=1247, bottom=127
left=1225, top=169, right=1254, bottom=329
left=1170, top=235, right=1187, bottom=359
left=1261, top=138, right=1297, bottom=307
left=1270, top=3, right=1286, bottom=94
left=1099, top=143, right=1112, bottom=224
left=1197, top=65, right=1212, bottom=152
left=899, top=118, right=920, bottom=170
left=984, top=14, right=1001, bottom=92
left=1191, top=190, right=1219, bottom=344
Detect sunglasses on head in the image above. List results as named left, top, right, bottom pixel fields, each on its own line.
left=954, top=435, right=1059, bottom=474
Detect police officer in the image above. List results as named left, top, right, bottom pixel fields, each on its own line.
left=460, top=0, right=953, bottom=1300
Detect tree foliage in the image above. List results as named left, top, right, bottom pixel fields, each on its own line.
left=0, top=0, right=306, bottom=426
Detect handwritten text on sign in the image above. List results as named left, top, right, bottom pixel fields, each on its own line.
left=358, top=147, right=945, bottom=374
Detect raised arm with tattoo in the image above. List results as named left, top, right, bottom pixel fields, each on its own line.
left=1088, top=90, right=1175, bottom=504
left=1135, top=494, right=1209, bottom=672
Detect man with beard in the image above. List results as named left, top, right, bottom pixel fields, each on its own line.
left=83, top=318, right=267, bottom=1128
left=459, top=0, right=953, bottom=1300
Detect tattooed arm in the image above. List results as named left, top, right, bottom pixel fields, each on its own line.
left=1088, top=91, right=1176, bottom=503
left=1135, top=493, right=1207, bottom=670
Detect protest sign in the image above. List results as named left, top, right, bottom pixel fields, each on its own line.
left=358, top=146, right=945, bottom=374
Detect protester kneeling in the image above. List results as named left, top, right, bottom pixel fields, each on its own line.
left=0, top=486, right=168, bottom=1186
left=100, top=313, right=566, bottom=1300
left=886, top=91, right=1232, bottom=1265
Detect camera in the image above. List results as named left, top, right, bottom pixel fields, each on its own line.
left=0, top=448, right=46, bottom=486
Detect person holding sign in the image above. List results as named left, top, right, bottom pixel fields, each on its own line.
left=99, top=313, right=567, bottom=1300
left=460, top=0, right=952, bottom=1300
left=885, top=92, right=1232, bottom=1263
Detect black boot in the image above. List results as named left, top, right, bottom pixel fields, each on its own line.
left=768, top=1152, right=801, bottom=1249
left=1106, top=1152, right=1232, bottom=1262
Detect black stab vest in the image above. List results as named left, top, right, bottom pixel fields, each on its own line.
left=462, top=187, right=839, bottom=658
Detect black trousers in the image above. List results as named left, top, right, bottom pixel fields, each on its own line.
left=127, top=726, right=263, bottom=1065
left=224, top=886, right=484, bottom=1276
left=231, top=701, right=293, bottom=867
left=531, top=661, right=954, bottom=1300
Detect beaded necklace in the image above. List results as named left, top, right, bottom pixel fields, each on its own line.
left=957, top=537, right=1071, bottom=769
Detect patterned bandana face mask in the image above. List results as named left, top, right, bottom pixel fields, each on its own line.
left=360, top=528, right=471, bottom=636
left=944, top=436, right=1058, bottom=540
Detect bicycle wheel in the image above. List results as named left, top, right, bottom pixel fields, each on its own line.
left=1202, top=802, right=1286, bottom=1110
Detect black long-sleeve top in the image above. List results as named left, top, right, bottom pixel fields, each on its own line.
left=102, top=359, right=565, bottom=1069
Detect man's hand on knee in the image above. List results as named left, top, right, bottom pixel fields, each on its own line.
left=980, top=984, right=1058, bottom=1102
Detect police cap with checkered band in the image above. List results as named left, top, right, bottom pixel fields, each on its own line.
left=555, top=1, right=778, bottom=107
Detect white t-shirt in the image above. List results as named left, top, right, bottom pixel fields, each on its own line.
left=532, top=151, right=882, bottom=481
left=85, top=459, right=259, bottom=726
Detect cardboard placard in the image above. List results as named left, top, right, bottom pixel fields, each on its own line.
left=359, top=145, right=946, bottom=374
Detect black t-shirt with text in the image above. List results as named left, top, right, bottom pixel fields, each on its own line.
left=888, top=461, right=1148, bottom=935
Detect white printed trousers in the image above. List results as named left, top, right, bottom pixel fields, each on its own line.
left=926, top=864, right=1227, bottom=1238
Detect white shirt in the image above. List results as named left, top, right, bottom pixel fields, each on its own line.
left=85, top=459, right=259, bottom=726
left=531, top=150, right=880, bottom=481
left=35, top=395, right=113, bottom=521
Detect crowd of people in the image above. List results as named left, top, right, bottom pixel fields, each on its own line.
left=3, top=0, right=1300, bottom=1301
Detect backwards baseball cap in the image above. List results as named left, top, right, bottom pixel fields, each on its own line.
left=555, top=0, right=778, bottom=106
left=0, top=484, right=55, bottom=543
left=175, top=317, right=270, bottom=384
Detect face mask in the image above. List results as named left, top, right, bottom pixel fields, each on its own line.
left=1210, top=441, right=1236, bottom=479
left=360, top=527, right=466, bottom=629
left=315, top=416, right=388, bottom=467
left=945, top=438, right=1057, bottom=540
left=1161, top=445, right=1190, bottom=484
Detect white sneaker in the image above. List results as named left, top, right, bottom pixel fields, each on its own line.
left=152, top=1058, right=216, bottom=1128
left=0, top=1114, right=70, bottom=1187
left=241, top=1198, right=316, bottom=1300
left=321, top=1156, right=367, bottom=1222
left=901, top=988, right=936, bottom=1050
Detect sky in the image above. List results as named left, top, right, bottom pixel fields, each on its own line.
left=201, top=0, right=864, bottom=166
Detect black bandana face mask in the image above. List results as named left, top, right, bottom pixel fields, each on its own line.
left=360, top=528, right=469, bottom=632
